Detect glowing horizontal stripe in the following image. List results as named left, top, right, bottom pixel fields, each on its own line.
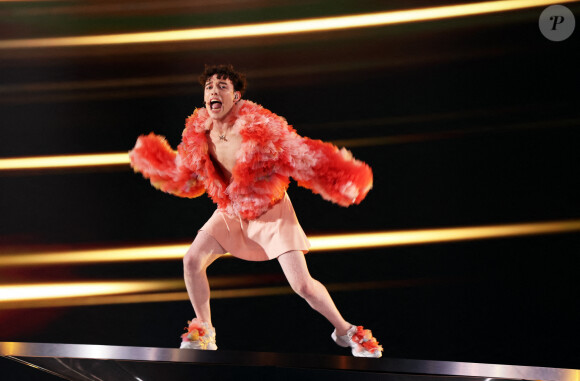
left=5, top=117, right=579, bottom=171
left=0, top=278, right=452, bottom=309
left=309, top=220, right=580, bottom=251
left=0, top=153, right=129, bottom=170
left=0, top=74, right=199, bottom=94
left=0, top=279, right=183, bottom=303
left=0, top=244, right=192, bottom=266
left=0, top=0, right=573, bottom=49
left=1, top=220, right=579, bottom=267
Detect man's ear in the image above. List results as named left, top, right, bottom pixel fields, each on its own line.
left=234, top=91, right=241, bottom=100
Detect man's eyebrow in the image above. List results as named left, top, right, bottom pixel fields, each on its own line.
left=205, top=80, right=230, bottom=86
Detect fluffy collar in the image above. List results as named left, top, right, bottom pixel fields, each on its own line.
left=180, top=100, right=292, bottom=218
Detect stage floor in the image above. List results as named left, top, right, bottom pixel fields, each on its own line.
left=1, top=342, right=578, bottom=381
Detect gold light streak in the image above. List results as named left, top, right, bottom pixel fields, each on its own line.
left=0, top=279, right=184, bottom=303
left=309, top=220, right=580, bottom=251
left=0, top=153, right=130, bottom=170
left=0, top=74, right=199, bottom=94
left=0, top=277, right=453, bottom=309
left=3, top=120, right=577, bottom=171
left=0, top=0, right=575, bottom=49
left=0, top=244, right=191, bottom=267
left=1, top=220, right=579, bottom=267
left=2, top=115, right=577, bottom=170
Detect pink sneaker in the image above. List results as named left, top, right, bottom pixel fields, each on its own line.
left=180, top=318, right=217, bottom=350
left=331, top=325, right=383, bottom=358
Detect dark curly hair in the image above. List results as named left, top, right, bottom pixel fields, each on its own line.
left=198, top=64, right=247, bottom=96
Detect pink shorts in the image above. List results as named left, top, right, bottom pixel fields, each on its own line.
left=199, top=193, right=311, bottom=261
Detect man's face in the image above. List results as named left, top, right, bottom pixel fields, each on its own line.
left=204, top=74, right=240, bottom=120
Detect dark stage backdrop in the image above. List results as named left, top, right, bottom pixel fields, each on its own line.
left=1, top=1, right=579, bottom=380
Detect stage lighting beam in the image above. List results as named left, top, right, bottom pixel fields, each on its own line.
left=0, top=279, right=184, bottom=303
left=0, top=0, right=574, bottom=49
left=0, top=153, right=130, bottom=170
left=1, top=220, right=579, bottom=267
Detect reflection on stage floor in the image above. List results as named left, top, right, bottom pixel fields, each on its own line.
left=1, top=342, right=578, bottom=381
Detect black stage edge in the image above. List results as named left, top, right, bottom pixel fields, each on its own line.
left=1, top=342, right=578, bottom=381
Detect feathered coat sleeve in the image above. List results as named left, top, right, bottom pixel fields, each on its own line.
left=128, top=132, right=205, bottom=198
left=284, top=131, right=373, bottom=206
left=242, top=103, right=372, bottom=207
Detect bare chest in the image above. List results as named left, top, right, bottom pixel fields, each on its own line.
left=207, top=128, right=243, bottom=181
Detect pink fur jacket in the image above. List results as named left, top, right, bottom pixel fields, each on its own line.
left=129, top=100, right=373, bottom=220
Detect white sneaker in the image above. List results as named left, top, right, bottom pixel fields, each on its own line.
left=180, top=318, right=217, bottom=350
left=332, top=325, right=383, bottom=358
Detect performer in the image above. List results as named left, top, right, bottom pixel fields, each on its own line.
left=129, top=64, right=382, bottom=358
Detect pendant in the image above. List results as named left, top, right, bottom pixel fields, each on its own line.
left=219, top=135, right=227, bottom=141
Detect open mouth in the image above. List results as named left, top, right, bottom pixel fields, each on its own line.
left=209, top=100, right=223, bottom=111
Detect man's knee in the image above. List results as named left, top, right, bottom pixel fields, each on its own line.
left=183, top=248, right=204, bottom=273
left=184, top=232, right=223, bottom=272
left=291, top=277, right=318, bottom=300
left=183, top=243, right=210, bottom=273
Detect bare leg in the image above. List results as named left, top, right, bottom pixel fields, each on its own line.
left=278, top=250, right=352, bottom=336
left=183, top=230, right=225, bottom=327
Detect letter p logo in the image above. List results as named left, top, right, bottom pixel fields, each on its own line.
left=550, top=15, right=566, bottom=31
left=540, top=5, right=575, bottom=41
